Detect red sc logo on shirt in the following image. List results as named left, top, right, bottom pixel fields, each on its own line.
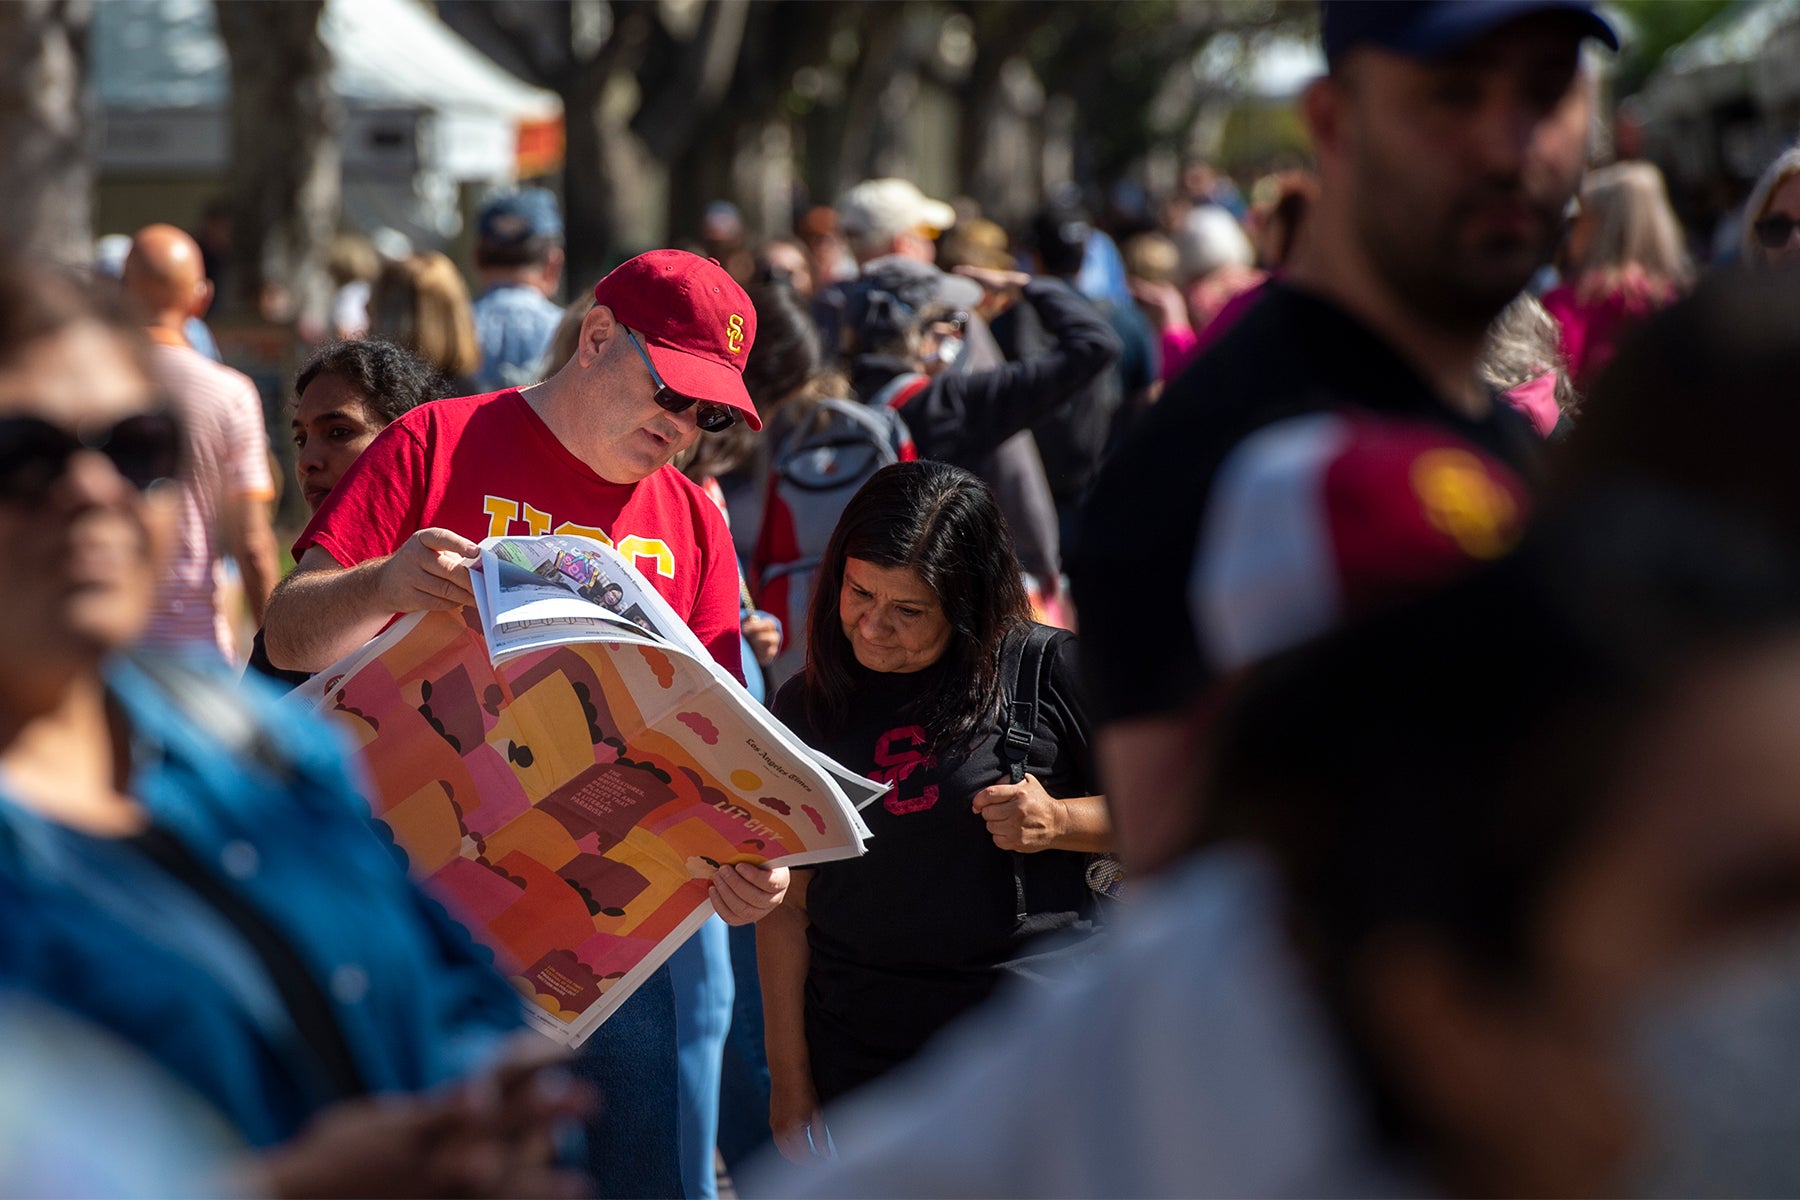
left=870, top=725, right=938, bottom=815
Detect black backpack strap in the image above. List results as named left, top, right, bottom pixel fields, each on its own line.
left=997, top=624, right=1057, bottom=785
left=997, top=624, right=1059, bottom=924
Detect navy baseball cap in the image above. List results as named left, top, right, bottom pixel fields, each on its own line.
left=478, top=186, right=564, bottom=245
left=1320, top=0, right=1619, bottom=63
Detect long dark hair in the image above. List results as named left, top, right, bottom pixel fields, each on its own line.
left=1200, top=487, right=1800, bottom=1148
left=801, top=461, right=1031, bottom=755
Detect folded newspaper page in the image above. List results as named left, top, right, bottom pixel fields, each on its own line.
left=294, top=534, right=879, bottom=1046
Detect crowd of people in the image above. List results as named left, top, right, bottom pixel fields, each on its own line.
left=10, top=0, right=1800, bottom=1195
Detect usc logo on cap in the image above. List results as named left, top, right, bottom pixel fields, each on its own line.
left=726, top=314, right=745, bottom=355
left=1410, top=448, right=1521, bottom=560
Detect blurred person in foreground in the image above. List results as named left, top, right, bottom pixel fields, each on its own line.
left=0, top=259, right=589, bottom=1196
left=1541, top=160, right=1690, bottom=393
left=0, top=993, right=244, bottom=1197
left=1071, top=0, right=1613, bottom=875
left=1559, top=267, right=1800, bottom=549
left=753, top=488, right=1800, bottom=1197
left=121, top=224, right=279, bottom=667
left=759, top=462, right=1110, bottom=1163
left=470, top=188, right=565, bottom=393
left=244, top=338, right=440, bottom=691
left=369, top=251, right=482, bottom=396
left=1738, top=141, right=1800, bottom=269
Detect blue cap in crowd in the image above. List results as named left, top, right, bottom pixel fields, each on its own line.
left=1319, top=0, right=1619, bottom=64
left=477, top=187, right=564, bottom=246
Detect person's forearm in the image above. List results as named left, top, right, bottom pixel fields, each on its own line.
left=1050, top=794, right=1114, bottom=854
left=1024, top=277, right=1122, bottom=380
left=227, top=497, right=280, bottom=626
left=262, top=559, right=396, bottom=673
left=1097, top=714, right=1211, bottom=875
left=756, top=902, right=815, bottom=1096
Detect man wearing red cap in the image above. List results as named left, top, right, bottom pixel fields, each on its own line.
left=266, top=249, right=782, bottom=1194
left=264, top=248, right=785, bottom=919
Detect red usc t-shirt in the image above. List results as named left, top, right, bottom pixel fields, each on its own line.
left=296, top=388, right=744, bottom=680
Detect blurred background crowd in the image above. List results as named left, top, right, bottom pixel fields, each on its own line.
left=14, top=1, right=1800, bottom=1198
left=2, top=0, right=1779, bottom=540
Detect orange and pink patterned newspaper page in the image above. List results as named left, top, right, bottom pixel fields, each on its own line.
left=307, top=606, right=869, bottom=1045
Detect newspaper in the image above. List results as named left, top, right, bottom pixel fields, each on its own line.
left=294, top=534, right=879, bottom=1046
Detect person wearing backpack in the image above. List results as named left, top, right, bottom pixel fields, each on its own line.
left=753, top=259, right=1119, bottom=688
left=751, top=382, right=915, bottom=690
left=755, top=462, right=1112, bottom=1164
left=843, top=257, right=1120, bottom=480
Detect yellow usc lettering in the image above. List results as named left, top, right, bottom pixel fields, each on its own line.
left=725, top=314, right=746, bottom=355
left=480, top=495, right=676, bottom=578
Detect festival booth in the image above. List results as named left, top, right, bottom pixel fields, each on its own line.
left=92, top=0, right=563, bottom=249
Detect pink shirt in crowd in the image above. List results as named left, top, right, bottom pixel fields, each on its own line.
left=141, top=332, right=276, bottom=661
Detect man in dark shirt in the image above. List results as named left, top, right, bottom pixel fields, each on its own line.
left=1069, top=0, right=1617, bottom=873
left=844, top=257, right=1120, bottom=473
left=1010, top=199, right=1159, bottom=545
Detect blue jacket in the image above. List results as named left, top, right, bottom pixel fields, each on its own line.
left=0, top=656, right=524, bottom=1147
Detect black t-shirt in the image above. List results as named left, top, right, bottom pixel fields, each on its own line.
left=1069, top=282, right=1541, bottom=724
left=772, top=627, right=1097, bottom=1100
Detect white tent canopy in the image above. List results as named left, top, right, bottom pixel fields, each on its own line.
left=94, top=0, right=560, bottom=183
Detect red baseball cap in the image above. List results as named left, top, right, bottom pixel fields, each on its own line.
left=1191, top=412, right=1530, bottom=673
left=593, top=249, right=761, bottom=430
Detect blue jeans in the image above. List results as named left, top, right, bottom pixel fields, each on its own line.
left=571, top=963, right=684, bottom=1198
left=716, top=922, right=773, bottom=1172
left=669, top=917, right=733, bottom=1200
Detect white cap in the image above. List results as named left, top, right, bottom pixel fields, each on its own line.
left=1175, top=204, right=1254, bottom=282
left=838, top=179, right=958, bottom=255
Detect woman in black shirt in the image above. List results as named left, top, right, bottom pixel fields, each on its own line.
left=758, top=461, right=1111, bottom=1163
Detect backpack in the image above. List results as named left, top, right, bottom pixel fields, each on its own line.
left=752, top=394, right=917, bottom=689
left=994, top=623, right=1120, bottom=986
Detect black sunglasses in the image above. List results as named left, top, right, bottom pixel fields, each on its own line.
left=621, top=327, right=739, bottom=434
left=0, top=411, right=183, bottom=503
left=1755, top=215, right=1800, bottom=251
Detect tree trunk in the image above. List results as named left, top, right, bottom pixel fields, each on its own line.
left=0, top=1, right=92, bottom=265
left=214, top=0, right=340, bottom=329
left=834, top=3, right=914, bottom=192
left=560, top=63, right=616, bottom=292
